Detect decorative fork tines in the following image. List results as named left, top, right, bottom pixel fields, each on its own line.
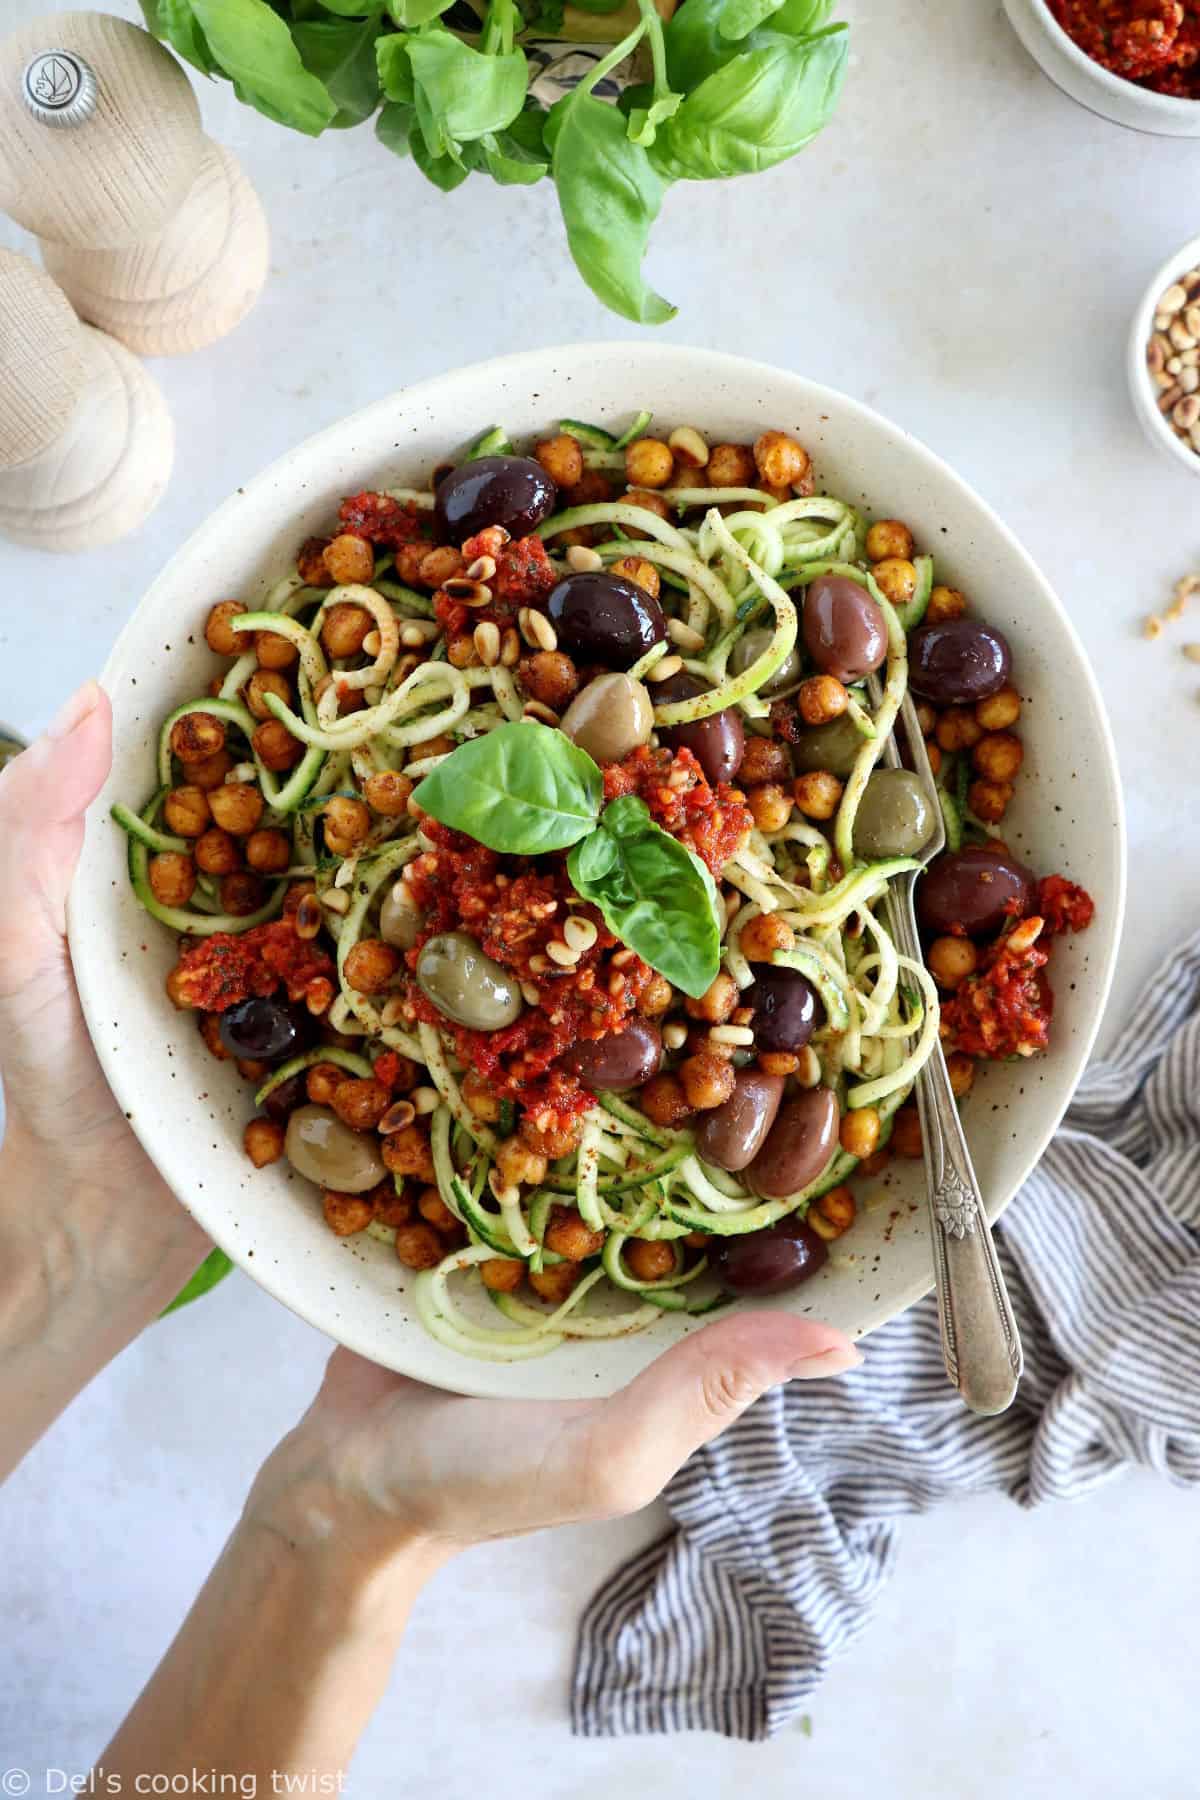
left=865, top=676, right=1023, bottom=1415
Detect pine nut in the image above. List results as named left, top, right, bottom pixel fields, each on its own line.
left=500, top=627, right=521, bottom=666
left=520, top=981, right=542, bottom=1005
left=412, top=1086, right=440, bottom=1114
left=565, top=544, right=603, bottom=572
left=546, top=940, right=579, bottom=968
left=646, top=653, right=684, bottom=683
left=380, top=994, right=408, bottom=1027
left=1159, top=283, right=1187, bottom=315
left=527, top=953, right=548, bottom=974
left=295, top=894, right=322, bottom=939
left=1169, top=319, right=1197, bottom=352
left=667, top=425, right=710, bottom=468
left=1181, top=368, right=1200, bottom=394
left=333, top=857, right=358, bottom=889
left=320, top=887, right=350, bottom=915
left=1148, top=336, right=1167, bottom=375
left=443, top=577, right=493, bottom=607
left=467, top=555, right=497, bottom=582
left=1182, top=644, right=1200, bottom=664
left=662, top=1021, right=688, bottom=1051
left=610, top=947, right=636, bottom=967
left=401, top=624, right=429, bottom=648
left=1144, top=614, right=1164, bottom=640
left=563, top=914, right=598, bottom=953
left=709, top=1023, right=754, bottom=1047
left=528, top=611, right=557, bottom=652
left=379, top=1100, right=416, bottom=1134
left=795, top=1046, right=821, bottom=1088
left=362, top=630, right=381, bottom=657
left=228, top=762, right=256, bottom=783
left=1174, top=395, right=1200, bottom=430
left=305, top=977, right=334, bottom=1016
left=473, top=621, right=501, bottom=665
left=667, top=618, right=705, bottom=652
left=523, top=700, right=560, bottom=726
left=1186, top=306, right=1200, bottom=340
left=1167, top=355, right=1184, bottom=375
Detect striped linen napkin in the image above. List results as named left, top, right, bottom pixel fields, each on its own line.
left=573, top=933, right=1200, bottom=1740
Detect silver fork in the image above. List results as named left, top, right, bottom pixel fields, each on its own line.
left=864, top=676, right=1023, bottom=1415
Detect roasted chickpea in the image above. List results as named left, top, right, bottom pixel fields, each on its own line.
left=639, top=1072, right=694, bottom=1128
left=462, top=1070, right=502, bottom=1124
left=871, top=558, right=918, bottom=605
left=245, top=828, right=291, bottom=875
left=517, top=1111, right=585, bottom=1159
left=528, top=1262, right=582, bottom=1305
left=684, top=971, right=738, bottom=1024
left=891, top=1104, right=923, bottom=1158
left=858, top=1147, right=891, bottom=1177
left=865, top=519, right=914, bottom=562
left=946, top=1053, right=975, bottom=1099
left=381, top=1124, right=436, bottom=1181
left=322, top=1189, right=375, bottom=1237
left=792, top=769, right=843, bottom=820
left=394, top=1223, right=443, bottom=1269
left=757, top=1050, right=799, bottom=1077
left=186, top=751, right=234, bottom=798
left=637, top=973, right=674, bottom=1017
left=417, top=735, right=455, bottom=760
left=494, top=1137, right=549, bottom=1189
left=545, top=1205, right=605, bottom=1262
left=747, top=782, right=793, bottom=833
left=621, top=488, right=672, bottom=540
left=219, top=872, right=267, bottom=916
left=244, top=1116, right=285, bottom=1168
left=306, top=1062, right=345, bottom=1107
left=975, top=686, right=1021, bottom=731
left=297, top=536, right=336, bottom=587
left=323, top=533, right=375, bottom=586
left=417, top=1187, right=459, bottom=1234
left=926, top=585, right=967, bottom=624
left=608, top=554, right=661, bottom=600
left=372, top=1181, right=414, bottom=1230
left=323, top=795, right=371, bottom=856
left=624, top=1239, right=676, bottom=1283
left=344, top=939, right=400, bottom=995
left=363, top=770, right=414, bottom=817
left=798, top=675, right=849, bottom=726
left=519, top=650, right=579, bottom=711
left=331, top=1077, right=390, bottom=1132
left=967, top=779, right=1013, bottom=823
left=840, top=1106, right=880, bottom=1160
left=283, top=879, right=316, bottom=918
left=914, top=701, right=937, bottom=738
left=198, top=1011, right=230, bottom=1056
left=738, top=735, right=791, bottom=785
left=194, top=828, right=239, bottom=875
left=255, top=629, right=298, bottom=672
left=252, top=719, right=304, bottom=772
left=935, top=707, right=983, bottom=753
left=170, top=712, right=226, bottom=766
left=480, top=1256, right=524, bottom=1293
left=245, top=669, right=291, bottom=722
left=973, top=732, right=1023, bottom=784
left=536, top=433, right=584, bottom=488
left=684, top=1229, right=712, bottom=1249
left=162, top=785, right=211, bottom=838
left=236, top=1057, right=269, bottom=1084
left=418, top=546, right=465, bottom=588
left=738, top=912, right=795, bottom=962
left=564, top=470, right=614, bottom=508
left=321, top=602, right=372, bottom=660
left=926, top=742, right=943, bottom=778
left=808, top=1185, right=856, bottom=1241
left=148, top=852, right=195, bottom=907
left=706, top=443, right=756, bottom=487
left=624, top=437, right=674, bottom=489
left=205, top=600, right=247, bottom=656
left=208, top=782, right=264, bottom=837
left=446, top=635, right=480, bottom=669
left=928, top=936, right=979, bottom=990
left=679, top=1052, right=736, bottom=1111
left=753, top=430, right=810, bottom=490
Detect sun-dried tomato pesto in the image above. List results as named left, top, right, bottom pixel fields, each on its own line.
left=602, top=744, right=752, bottom=876
left=1046, top=1, right=1200, bottom=97
left=433, top=533, right=557, bottom=636
left=941, top=921, right=1054, bottom=1059
left=337, top=491, right=427, bottom=548
left=171, top=920, right=333, bottom=1012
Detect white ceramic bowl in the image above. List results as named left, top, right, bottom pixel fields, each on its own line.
left=68, top=345, right=1125, bottom=1400
left=1128, top=232, right=1200, bottom=476
left=1004, top=0, right=1200, bottom=136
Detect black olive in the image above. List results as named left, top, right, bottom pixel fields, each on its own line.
left=908, top=620, right=1012, bottom=705
left=711, top=1215, right=829, bottom=1296
left=547, top=572, right=666, bottom=668
left=654, top=669, right=745, bottom=784
left=262, top=1070, right=307, bottom=1123
left=433, top=455, right=557, bottom=543
left=218, top=996, right=305, bottom=1063
left=744, top=963, right=822, bottom=1052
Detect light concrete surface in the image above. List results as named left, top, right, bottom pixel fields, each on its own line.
left=2, top=0, right=1197, bottom=1792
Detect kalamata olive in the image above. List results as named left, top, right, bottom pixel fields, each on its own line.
left=729, top=626, right=803, bottom=697
left=710, top=1214, right=829, bottom=1296
left=917, top=843, right=1037, bottom=939
left=415, top=930, right=522, bottom=1030
left=284, top=1104, right=386, bottom=1192
left=563, top=1018, right=662, bottom=1091
left=694, top=1070, right=784, bottom=1172
left=853, top=769, right=935, bottom=859
left=802, top=574, right=887, bottom=683
left=560, top=672, right=654, bottom=764
left=654, top=669, right=745, bottom=785
left=433, top=455, right=556, bottom=543
left=747, top=1087, right=841, bottom=1200
left=219, top=996, right=305, bottom=1062
left=380, top=881, right=423, bottom=951
left=908, top=619, right=1012, bottom=705
left=789, top=714, right=866, bottom=777
left=547, top=572, right=666, bottom=668
left=744, top=963, right=821, bottom=1052
left=262, top=1071, right=306, bottom=1124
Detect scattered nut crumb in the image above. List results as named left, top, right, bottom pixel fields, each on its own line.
left=1183, top=643, right=1200, bottom=664
left=1144, top=614, right=1164, bottom=639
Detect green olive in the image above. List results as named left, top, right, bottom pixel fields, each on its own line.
left=730, top=626, right=803, bottom=697
left=790, top=714, right=866, bottom=777
left=559, top=672, right=654, bottom=764
left=416, top=930, right=523, bottom=1030
left=380, top=880, right=423, bottom=950
left=852, top=769, right=935, bottom=858
left=284, top=1105, right=386, bottom=1192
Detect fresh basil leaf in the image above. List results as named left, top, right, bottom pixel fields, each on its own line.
left=568, top=799, right=721, bottom=998
left=376, top=30, right=415, bottom=101
left=387, top=0, right=456, bottom=24
left=187, top=0, right=337, bottom=134
left=474, top=127, right=549, bottom=184
left=550, top=91, right=676, bottom=325
left=663, top=0, right=832, bottom=90
left=410, top=115, right=470, bottom=188
left=376, top=97, right=416, bottom=153
left=161, top=1248, right=234, bottom=1317
left=571, top=825, right=623, bottom=888
left=415, top=721, right=603, bottom=853
left=315, top=0, right=386, bottom=14
left=144, top=0, right=221, bottom=75
left=719, top=0, right=829, bottom=39
left=567, top=0, right=628, bottom=11
left=626, top=89, right=681, bottom=147
left=291, top=16, right=381, bottom=127
left=407, top=26, right=528, bottom=142
left=651, top=26, right=848, bottom=181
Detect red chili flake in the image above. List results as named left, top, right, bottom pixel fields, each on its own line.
left=337, top=492, right=425, bottom=548
left=1037, top=874, right=1095, bottom=935
left=171, top=920, right=333, bottom=1013
left=940, top=920, right=1053, bottom=1060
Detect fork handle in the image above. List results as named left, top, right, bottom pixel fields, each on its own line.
left=913, top=1045, right=1023, bottom=1414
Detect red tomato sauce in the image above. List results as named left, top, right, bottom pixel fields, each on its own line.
left=337, top=492, right=427, bottom=548
left=1046, top=1, right=1200, bottom=96
left=602, top=745, right=752, bottom=877
left=171, top=921, right=333, bottom=1013
left=434, top=534, right=557, bottom=636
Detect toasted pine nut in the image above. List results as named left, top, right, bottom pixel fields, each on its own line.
left=527, top=611, right=557, bottom=652
left=295, top=894, right=322, bottom=939
left=467, top=555, right=497, bottom=582
left=667, top=618, right=705, bottom=652
left=443, top=577, right=493, bottom=607
left=229, top=762, right=256, bottom=784
left=411, top=1086, right=440, bottom=1115
left=523, top=700, right=560, bottom=726
left=320, top=887, right=350, bottom=915
left=400, top=624, right=428, bottom=648
left=1183, top=643, right=1200, bottom=663
left=305, top=977, right=334, bottom=1015
left=795, top=1046, right=821, bottom=1088
left=527, top=953, right=549, bottom=975
left=379, top=1100, right=416, bottom=1134
left=662, top=1021, right=688, bottom=1050
left=362, top=630, right=381, bottom=657
left=546, top=940, right=579, bottom=968
left=709, top=1023, right=754, bottom=1047
left=646, top=653, right=684, bottom=683
left=474, top=621, right=501, bottom=666
left=610, top=947, right=636, bottom=967
left=520, top=981, right=541, bottom=1006
left=565, top=544, right=603, bottom=572
left=333, top=858, right=358, bottom=890
left=380, top=994, right=407, bottom=1027
left=667, top=425, right=710, bottom=468
left=563, top=914, right=598, bottom=953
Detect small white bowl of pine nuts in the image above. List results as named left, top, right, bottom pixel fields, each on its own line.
left=1129, top=233, right=1200, bottom=475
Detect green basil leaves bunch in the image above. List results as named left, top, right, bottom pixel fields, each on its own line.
left=140, top=0, right=848, bottom=322
left=416, top=723, right=721, bottom=997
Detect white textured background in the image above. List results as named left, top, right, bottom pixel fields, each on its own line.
left=2, top=0, right=1198, bottom=1793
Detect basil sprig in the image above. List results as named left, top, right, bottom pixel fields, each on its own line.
left=415, top=725, right=721, bottom=997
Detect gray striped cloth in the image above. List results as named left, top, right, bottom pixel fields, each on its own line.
left=573, top=932, right=1200, bottom=1739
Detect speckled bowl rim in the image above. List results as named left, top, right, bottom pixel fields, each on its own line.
left=68, top=344, right=1126, bottom=1399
